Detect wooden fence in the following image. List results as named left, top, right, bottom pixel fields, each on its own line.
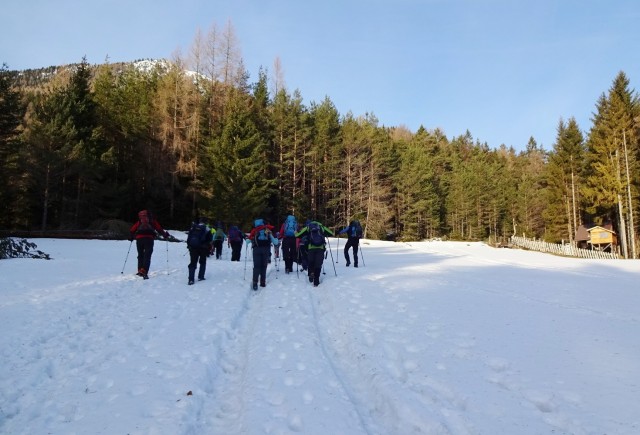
left=510, top=236, right=619, bottom=260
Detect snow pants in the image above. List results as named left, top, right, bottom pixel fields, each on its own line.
left=344, top=237, right=359, bottom=266
left=282, top=236, right=297, bottom=272
left=252, top=245, right=270, bottom=286
left=307, top=248, right=325, bottom=285
left=230, top=240, right=243, bottom=261
left=136, top=237, right=155, bottom=273
left=188, top=247, right=208, bottom=281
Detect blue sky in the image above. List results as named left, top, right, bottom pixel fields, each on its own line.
left=3, top=0, right=638, bottom=152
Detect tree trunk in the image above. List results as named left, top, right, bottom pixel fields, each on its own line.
left=623, top=131, right=637, bottom=258
left=41, top=164, right=50, bottom=231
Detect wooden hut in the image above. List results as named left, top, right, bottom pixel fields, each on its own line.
left=587, top=226, right=617, bottom=252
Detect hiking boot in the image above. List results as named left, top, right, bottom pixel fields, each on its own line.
left=354, top=264, right=358, bottom=268
left=260, top=281, right=266, bottom=287
left=346, top=261, right=350, bottom=267
left=137, top=268, right=146, bottom=276
left=142, top=274, right=149, bottom=280
left=188, top=279, right=194, bottom=285
left=198, top=277, right=206, bottom=281
left=313, top=282, right=319, bottom=287
left=308, top=273, right=314, bottom=283
left=252, top=282, right=258, bottom=290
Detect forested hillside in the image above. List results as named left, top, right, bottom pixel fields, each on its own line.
left=1, top=23, right=638, bottom=256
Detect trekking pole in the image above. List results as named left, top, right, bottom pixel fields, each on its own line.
left=326, top=238, right=338, bottom=276
left=336, top=236, right=340, bottom=263
left=360, top=244, right=366, bottom=267
left=296, top=246, right=300, bottom=279
left=165, top=239, right=170, bottom=273
left=121, top=240, right=133, bottom=274
left=243, top=244, right=249, bottom=280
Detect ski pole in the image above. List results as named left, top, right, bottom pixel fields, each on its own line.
left=336, top=236, right=340, bottom=263
left=359, top=244, right=365, bottom=267
left=121, top=240, right=133, bottom=274
left=326, top=238, right=337, bottom=276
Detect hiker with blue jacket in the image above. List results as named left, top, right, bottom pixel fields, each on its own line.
left=295, top=220, right=334, bottom=287
left=278, top=214, right=298, bottom=273
left=186, top=217, right=213, bottom=285
left=339, top=220, right=363, bottom=267
left=248, top=219, right=279, bottom=290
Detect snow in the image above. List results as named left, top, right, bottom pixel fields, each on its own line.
left=1, top=236, right=639, bottom=435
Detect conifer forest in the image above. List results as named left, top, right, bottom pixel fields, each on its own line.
left=1, top=24, right=639, bottom=258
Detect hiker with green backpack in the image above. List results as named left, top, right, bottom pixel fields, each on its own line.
left=295, top=220, right=334, bottom=287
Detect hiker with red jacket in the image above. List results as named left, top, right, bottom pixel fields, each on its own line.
left=129, top=210, right=171, bottom=279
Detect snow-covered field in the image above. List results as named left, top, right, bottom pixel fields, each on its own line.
left=1, top=237, right=639, bottom=435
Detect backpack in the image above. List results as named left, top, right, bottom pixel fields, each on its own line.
left=213, top=227, right=225, bottom=241
left=352, top=221, right=363, bottom=238
left=284, top=215, right=297, bottom=237
left=253, top=219, right=270, bottom=245
left=187, top=223, right=209, bottom=248
left=308, top=222, right=325, bottom=247
left=137, top=210, right=154, bottom=233
left=228, top=226, right=242, bottom=242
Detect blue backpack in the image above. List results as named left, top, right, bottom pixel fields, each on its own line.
left=284, top=215, right=297, bottom=237
left=254, top=219, right=269, bottom=242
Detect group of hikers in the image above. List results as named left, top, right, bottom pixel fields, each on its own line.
left=129, top=211, right=364, bottom=289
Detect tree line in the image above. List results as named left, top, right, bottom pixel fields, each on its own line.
left=1, top=23, right=638, bottom=257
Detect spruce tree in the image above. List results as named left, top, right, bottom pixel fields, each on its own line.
left=583, top=72, right=639, bottom=257
left=0, top=64, right=26, bottom=228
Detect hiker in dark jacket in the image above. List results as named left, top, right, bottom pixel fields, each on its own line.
left=227, top=225, right=246, bottom=261
left=129, top=209, right=170, bottom=279
left=187, top=217, right=213, bottom=284
left=339, top=220, right=362, bottom=267
left=295, top=221, right=334, bottom=287
left=248, top=219, right=279, bottom=290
